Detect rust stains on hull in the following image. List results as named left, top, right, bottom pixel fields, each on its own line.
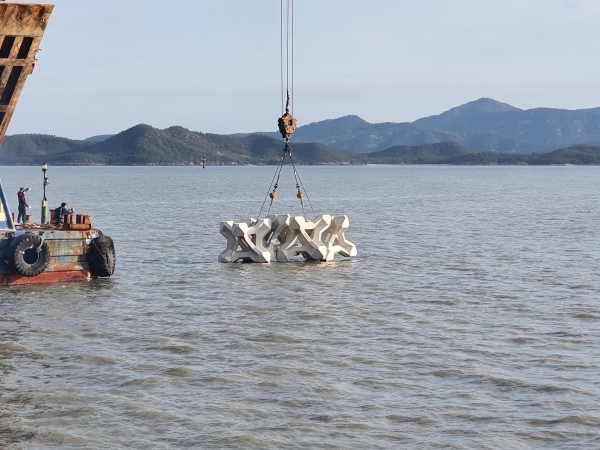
left=0, top=227, right=105, bottom=285
left=0, top=270, right=94, bottom=286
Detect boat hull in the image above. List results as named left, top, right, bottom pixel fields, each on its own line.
left=0, top=270, right=94, bottom=286
left=0, top=229, right=103, bottom=286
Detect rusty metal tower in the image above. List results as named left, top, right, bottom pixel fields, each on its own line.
left=0, top=1, right=53, bottom=229
left=0, top=1, right=53, bottom=146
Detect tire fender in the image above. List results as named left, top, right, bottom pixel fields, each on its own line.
left=6, top=233, right=51, bottom=277
left=90, top=235, right=116, bottom=278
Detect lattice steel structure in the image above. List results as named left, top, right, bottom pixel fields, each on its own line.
left=0, top=2, right=53, bottom=146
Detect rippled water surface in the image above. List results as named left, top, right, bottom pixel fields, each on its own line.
left=1, top=165, right=600, bottom=449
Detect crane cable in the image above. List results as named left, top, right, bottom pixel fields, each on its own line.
left=280, top=0, right=284, bottom=116
left=257, top=0, right=316, bottom=220
left=280, top=0, right=294, bottom=115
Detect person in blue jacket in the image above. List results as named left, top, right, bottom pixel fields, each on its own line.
left=17, top=187, right=31, bottom=223
left=54, top=202, right=75, bottom=224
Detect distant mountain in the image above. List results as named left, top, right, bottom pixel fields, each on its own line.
left=258, top=113, right=544, bottom=154
left=359, top=143, right=600, bottom=165
left=416, top=99, right=521, bottom=132
left=444, top=145, right=600, bottom=165
left=0, top=124, right=358, bottom=166
left=1, top=125, right=600, bottom=165
left=248, top=98, right=600, bottom=154
left=3, top=97, right=600, bottom=165
left=414, top=98, right=600, bottom=148
left=363, top=142, right=471, bottom=164
left=0, top=134, right=92, bottom=164
left=281, top=117, right=469, bottom=152
left=532, top=145, right=600, bottom=165
left=84, top=134, right=114, bottom=143
left=290, top=115, right=371, bottom=142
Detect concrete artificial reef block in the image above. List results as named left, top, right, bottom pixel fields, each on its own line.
left=219, top=214, right=357, bottom=263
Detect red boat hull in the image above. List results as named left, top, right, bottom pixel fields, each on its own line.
left=0, top=270, right=94, bottom=286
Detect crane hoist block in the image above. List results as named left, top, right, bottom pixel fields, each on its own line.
left=278, top=112, right=297, bottom=139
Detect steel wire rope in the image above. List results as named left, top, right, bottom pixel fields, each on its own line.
left=280, top=0, right=284, bottom=115
left=257, top=149, right=287, bottom=219
left=294, top=173, right=306, bottom=218
left=285, top=145, right=305, bottom=218
left=291, top=0, right=294, bottom=116
left=260, top=0, right=316, bottom=220
left=286, top=0, right=290, bottom=97
left=259, top=0, right=287, bottom=220
left=267, top=153, right=287, bottom=217
left=287, top=0, right=314, bottom=218
left=288, top=149, right=316, bottom=219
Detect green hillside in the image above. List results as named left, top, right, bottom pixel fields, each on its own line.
left=414, top=98, right=600, bottom=150
left=0, top=125, right=360, bottom=166
left=363, top=142, right=471, bottom=164
left=257, top=98, right=600, bottom=154
left=531, top=145, right=600, bottom=165
left=0, top=134, right=92, bottom=164
left=4, top=98, right=600, bottom=161
left=267, top=114, right=544, bottom=154
left=445, top=145, right=600, bottom=165
left=1, top=125, right=600, bottom=166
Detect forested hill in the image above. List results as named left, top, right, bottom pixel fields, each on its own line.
left=4, top=98, right=600, bottom=162
left=253, top=115, right=546, bottom=154
left=0, top=125, right=357, bottom=166
left=254, top=98, right=600, bottom=154
left=444, top=145, right=600, bottom=165
left=0, top=134, right=91, bottom=164
left=1, top=125, right=600, bottom=166
left=363, top=144, right=600, bottom=165
left=414, top=98, right=600, bottom=148
left=360, top=143, right=600, bottom=165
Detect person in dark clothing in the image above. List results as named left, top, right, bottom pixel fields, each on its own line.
left=17, top=187, right=31, bottom=223
left=54, top=202, right=75, bottom=224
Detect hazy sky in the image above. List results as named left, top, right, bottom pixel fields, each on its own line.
left=8, top=0, right=600, bottom=139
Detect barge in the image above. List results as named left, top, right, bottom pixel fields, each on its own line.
left=0, top=209, right=116, bottom=286
left=0, top=2, right=115, bottom=285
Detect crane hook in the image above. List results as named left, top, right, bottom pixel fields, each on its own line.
left=278, top=90, right=297, bottom=139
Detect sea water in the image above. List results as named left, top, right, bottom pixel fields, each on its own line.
left=0, top=165, right=599, bottom=448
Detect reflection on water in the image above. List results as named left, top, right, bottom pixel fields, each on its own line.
left=1, top=165, right=600, bottom=449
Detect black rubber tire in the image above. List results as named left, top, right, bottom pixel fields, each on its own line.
left=91, top=235, right=116, bottom=278
left=6, top=234, right=50, bottom=277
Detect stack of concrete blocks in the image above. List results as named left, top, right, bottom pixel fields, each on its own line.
left=219, top=214, right=357, bottom=263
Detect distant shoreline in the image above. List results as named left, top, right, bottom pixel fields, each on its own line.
left=0, top=162, right=597, bottom=168
left=2, top=124, right=600, bottom=167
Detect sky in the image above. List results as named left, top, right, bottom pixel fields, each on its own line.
left=7, top=0, right=600, bottom=139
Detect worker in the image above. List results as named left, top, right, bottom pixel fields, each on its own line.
left=17, top=187, right=31, bottom=223
left=54, top=202, right=75, bottom=224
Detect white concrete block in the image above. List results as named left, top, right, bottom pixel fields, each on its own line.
left=218, top=218, right=273, bottom=263
left=219, top=214, right=357, bottom=263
